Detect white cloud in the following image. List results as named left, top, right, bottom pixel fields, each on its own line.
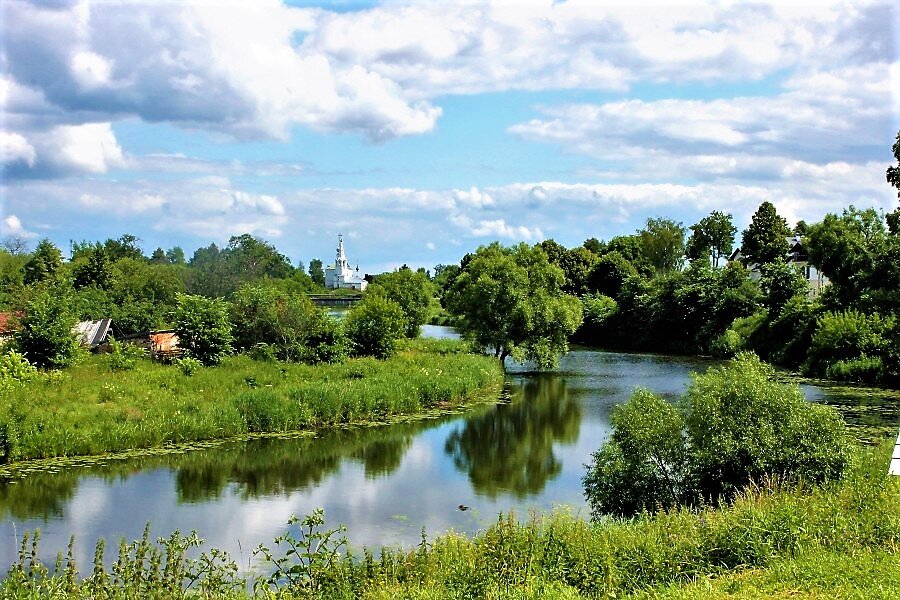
left=47, top=123, right=125, bottom=174
left=470, top=219, right=544, bottom=241
left=1, top=214, right=36, bottom=238
left=0, top=131, right=36, bottom=165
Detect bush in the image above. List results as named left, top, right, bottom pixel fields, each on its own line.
left=0, top=350, right=39, bottom=391
left=13, top=285, right=81, bottom=369
left=172, top=293, right=233, bottom=366
left=344, top=294, right=406, bottom=359
left=174, top=356, right=202, bottom=376
left=583, top=353, right=852, bottom=518
left=806, top=310, right=894, bottom=382
left=105, top=338, right=146, bottom=372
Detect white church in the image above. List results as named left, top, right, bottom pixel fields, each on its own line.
left=324, top=234, right=368, bottom=291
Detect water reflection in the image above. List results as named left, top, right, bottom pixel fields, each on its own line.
left=445, top=376, right=581, bottom=499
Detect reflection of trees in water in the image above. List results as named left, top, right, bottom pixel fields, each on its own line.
left=175, top=421, right=431, bottom=503
left=1, top=419, right=439, bottom=520
left=444, top=375, right=581, bottom=499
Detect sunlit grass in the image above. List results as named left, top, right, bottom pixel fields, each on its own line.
left=0, top=339, right=503, bottom=463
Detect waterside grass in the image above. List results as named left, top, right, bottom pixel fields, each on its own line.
left=0, top=338, right=504, bottom=466
left=2, top=441, right=898, bottom=598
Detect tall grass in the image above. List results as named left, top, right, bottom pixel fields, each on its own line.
left=3, top=442, right=898, bottom=598
left=0, top=339, right=503, bottom=464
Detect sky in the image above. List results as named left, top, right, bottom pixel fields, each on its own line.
left=1, top=0, right=899, bottom=273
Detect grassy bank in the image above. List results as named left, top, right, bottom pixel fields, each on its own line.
left=3, top=441, right=898, bottom=598
left=0, top=338, right=503, bottom=465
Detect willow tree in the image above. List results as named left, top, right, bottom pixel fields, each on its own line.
left=444, top=242, right=582, bottom=369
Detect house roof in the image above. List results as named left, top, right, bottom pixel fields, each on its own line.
left=73, top=318, right=113, bottom=348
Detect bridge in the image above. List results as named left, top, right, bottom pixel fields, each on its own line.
left=308, top=294, right=363, bottom=308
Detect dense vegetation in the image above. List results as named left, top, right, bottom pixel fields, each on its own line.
left=3, top=440, right=897, bottom=598
left=0, top=339, right=502, bottom=463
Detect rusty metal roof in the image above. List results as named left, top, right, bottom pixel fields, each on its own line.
left=73, top=318, right=113, bottom=348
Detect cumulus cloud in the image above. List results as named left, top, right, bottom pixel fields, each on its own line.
left=2, top=122, right=126, bottom=178
left=1, top=214, right=36, bottom=238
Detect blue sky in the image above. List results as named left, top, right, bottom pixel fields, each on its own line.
left=1, top=0, right=898, bottom=273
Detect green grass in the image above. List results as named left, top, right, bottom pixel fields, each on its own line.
left=3, top=441, right=898, bottom=598
left=0, top=339, right=503, bottom=464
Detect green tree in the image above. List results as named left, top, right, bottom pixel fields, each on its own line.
left=103, top=234, right=144, bottom=261
left=308, top=259, right=326, bottom=287
left=758, top=258, right=809, bottom=315
left=444, top=242, right=582, bottom=369
left=149, top=247, right=168, bottom=264
left=14, top=284, right=81, bottom=369
left=165, top=246, right=186, bottom=265
left=557, top=246, right=598, bottom=296
left=172, top=293, right=233, bottom=365
left=72, top=247, right=114, bottom=290
left=224, top=234, right=293, bottom=282
left=582, top=237, right=605, bottom=255
left=343, top=294, right=406, bottom=359
left=583, top=354, right=851, bottom=518
left=587, top=251, right=637, bottom=298
left=740, top=201, right=790, bottom=265
left=23, top=239, right=63, bottom=285
left=639, top=217, right=685, bottom=273
left=368, top=268, right=433, bottom=337
left=685, top=210, right=736, bottom=267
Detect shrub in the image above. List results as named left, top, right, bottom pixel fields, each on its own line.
left=172, top=293, right=233, bottom=366
left=105, top=338, right=146, bottom=372
left=583, top=353, right=852, bottom=518
left=13, top=285, right=81, bottom=369
left=0, top=350, right=39, bottom=391
left=174, top=357, right=202, bottom=376
left=806, top=310, right=894, bottom=382
left=344, top=294, right=406, bottom=359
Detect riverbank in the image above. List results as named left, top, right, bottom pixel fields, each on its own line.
left=4, top=440, right=897, bottom=598
left=0, top=338, right=504, bottom=466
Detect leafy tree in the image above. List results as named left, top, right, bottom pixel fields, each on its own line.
left=165, top=246, right=186, bottom=265
left=172, top=293, right=233, bottom=365
left=587, top=251, right=637, bottom=298
left=368, top=268, right=433, bottom=337
left=606, top=235, right=650, bottom=275
left=887, top=129, right=900, bottom=199
left=23, top=239, right=63, bottom=285
left=1, top=236, right=30, bottom=255
left=225, top=234, right=293, bottom=281
left=685, top=210, right=736, bottom=267
left=556, top=246, right=598, bottom=296
left=793, top=220, right=809, bottom=236
left=344, top=294, right=406, bottom=359
left=432, top=263, right=461, bottom=299
left=740, top=201, right=790, bottom=265
left=14, top=284, right=81, bottom=369
left=758, top=258, right=808, bottom=315
left=444, top=242, right=582, bottom=369
left=103, top=234, right=144, bottom=262
left=72, top=247, right=114, bottom=290
left=639, top=217, right=685, bottom=273
left=582, top=237, right=605, bottom=255
left=308, top=259, right=325, bottom=287
left=583, top=354, right=851, bottom=518
left=149, top=247, right=168, bottom=264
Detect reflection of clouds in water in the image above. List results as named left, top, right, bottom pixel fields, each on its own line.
left=0, top=348, right=847, bottom=573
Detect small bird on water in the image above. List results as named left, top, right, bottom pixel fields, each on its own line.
left=458, top=504, right=469, bottom=511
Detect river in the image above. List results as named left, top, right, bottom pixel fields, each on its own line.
left=0, top=326, right=895, bottom=571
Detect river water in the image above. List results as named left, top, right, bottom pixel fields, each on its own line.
left=0, top=327, right=893, bottom=571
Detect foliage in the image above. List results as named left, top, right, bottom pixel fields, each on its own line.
left=308, top=258, right=326, bottom=287
left=368, top=267, right=434, bottom=337
left=105, top=338, right=146, bottom=372
left=740, top=201, right=790, bottom=265
left=586, top=251, right=637, bottom=298
left=171, top=293, right=233, bottom=366
left=0, top=350, right=39, bottom=391
left=254, top=509, right=348, bottom=597
left=445, top=242, right=583, bottom=369
left=583, top=354, right=852, bottom=517
left=685, top=210, right=736, bottom=267
left=758, top=258, right=808, bottom=314
left=13, top=284, right=81, bottom=369
left=806, top=309, right=896, bottom=383
left=0, top=341, right=502, bottom=462
left=3, top=442, right=898, bottom=598
left=344, top=294, right=407, bottom=359
left=639, top=217, right=686, bottom=273
left=23, top=239, right=63, bottom=285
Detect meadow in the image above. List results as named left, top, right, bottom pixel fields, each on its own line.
left=0, top=338, right=504, bottom=465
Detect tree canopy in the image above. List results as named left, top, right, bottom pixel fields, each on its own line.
left=741, top=201, right=790, bottom=265
left=444, top=242, right=582, bottom=369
